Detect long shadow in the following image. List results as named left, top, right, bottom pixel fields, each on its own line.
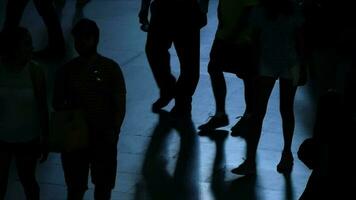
left=136, top=111, right=200, bottom=200
left=199, top=130, right=259, bottom=200
left=201, top=130, right=258, bottom=200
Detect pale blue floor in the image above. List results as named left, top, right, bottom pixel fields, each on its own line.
left=1, top=0, right=314, bottom=199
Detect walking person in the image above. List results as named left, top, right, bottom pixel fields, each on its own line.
left=139, top=0, right=208, bottom=117
left=232, top=0, right=306, bottom=175
left=53, top=19, right=126, bottom=200
left=198, top=0, right=259, bottom=132
left=0, top=27, right=49, bottom=200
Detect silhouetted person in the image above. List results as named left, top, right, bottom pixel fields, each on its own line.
left=140, top=111, right=200, bottom=200
left=232, top=0, right=306, bottom=175
left=3, top=0, right=65, bottom=58
left=52, top=19, right=126, bottom=200
left=198, top=0, right=259, bottom=132
left=0, top=27, right=49, bottom=200
left=139, top=0, right=208, bottom=117
left=297, top=91, right=333, bottom=200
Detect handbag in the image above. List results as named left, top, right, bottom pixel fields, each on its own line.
left=49, top=109, right=89, bottom=152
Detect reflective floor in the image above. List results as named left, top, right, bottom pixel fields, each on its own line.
left=1, top=0, right=315, bottom=199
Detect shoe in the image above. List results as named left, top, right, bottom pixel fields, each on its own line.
left=277, top=151, right=294, bottom=173
left=231, top=160, right=256, bottom=175
left=152, top=95, right=174, bottom=113
left=198, top=114, right=229, bottom=131
left=231, top=115, right=251, bottom=137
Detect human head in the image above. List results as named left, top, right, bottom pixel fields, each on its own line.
left=71, top=18, right=99, bottom=57
left=1, top=27, right=33, bottom=66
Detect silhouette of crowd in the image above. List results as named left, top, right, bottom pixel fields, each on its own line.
left=1, top=0, right=355, bottom=199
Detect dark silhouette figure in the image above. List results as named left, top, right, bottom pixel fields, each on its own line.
left=139, top=0, right=207, bottom=117
left=198, top=0, right=259, bottom=133
left=232, top=0, right=306, bottom=175
left=297, top=92, right=332, bottom=200
left=3, top=0, right=65, bottom=58
left=52, top=19, right=126, bottom=200
left=0, top=27, right=49, bottom=200
left=137, top=111, right=200, bottom=200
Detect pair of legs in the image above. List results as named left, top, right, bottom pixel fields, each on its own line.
left=233, top=77, right=297, bottom=174
left=0, top=141, right=40, bottom=200
left=61, top=143, right=118, bottom=200
left=3, top=0, right=65, bottom=56
left=199, top=39, right=256, bottom=131
left=145, top=2, right=200, bottom=116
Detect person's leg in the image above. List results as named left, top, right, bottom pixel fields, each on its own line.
left=198, top=40, right=229, bottom=130
left=14, top=144, right=40, bottom=200
left=0, top=142, right=12, bottom=200
left=145, top=12, right=176, bottom=112
left=277, top=78, right=298, bottom=173
left=171, top=22, right=200, bottom=116
left=208, top=41, right=228, bottom=116
left=3, top=0, right=29, bottom=30
left=230, top=75, right=255, bottom=135
left=243, top=75, right=255, bottom=115
left=232, top=76, right=275, bottom=175
left=33, top=0, right=65, bottom=56
left=91, top=143, right=118, bottom=200
left=61, top=151, right=90, bottom=200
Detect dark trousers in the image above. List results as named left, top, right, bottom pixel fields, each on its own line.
left=61, top=143, right=118, bottom=200
left=3, top=0, right=65, bottom=50
left=0, top=141, right=40, bottom=200
left=145, top=2, right=200, bottom=110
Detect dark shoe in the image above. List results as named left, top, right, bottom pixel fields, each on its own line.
left=231, top=115, right=251, bottom=137
left=198, top=114, right=229, bottom=131
left=152, top=95, right=174, bottom=113
left=277, top=151, right=294, bottom=173
left=231, top=160, right=256, bottom=175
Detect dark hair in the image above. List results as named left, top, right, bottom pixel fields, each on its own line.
left=72, top=18, right=100, bottom=43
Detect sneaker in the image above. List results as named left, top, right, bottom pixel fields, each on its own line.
left=277, top=151, right=294, bottom=173
left=231, top=115, right=251, bottom=137
left=152, top=95, right=174, bottom=113
left=198, top=114, right=229, bottom=131
left=231, top=160, right=256, bottom=175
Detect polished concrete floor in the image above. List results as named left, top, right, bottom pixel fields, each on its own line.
left=1, top=0, right=316, bottom=199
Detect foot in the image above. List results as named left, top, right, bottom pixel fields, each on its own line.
left=277, top=151, right=294, bottom=173
left=231, top=160, right=256, bottom=175
left=231, top=114, right=251, bottom=137
left=152, top=95, right=174, bottom=113
left=198, top=114, right=229, bottom=131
